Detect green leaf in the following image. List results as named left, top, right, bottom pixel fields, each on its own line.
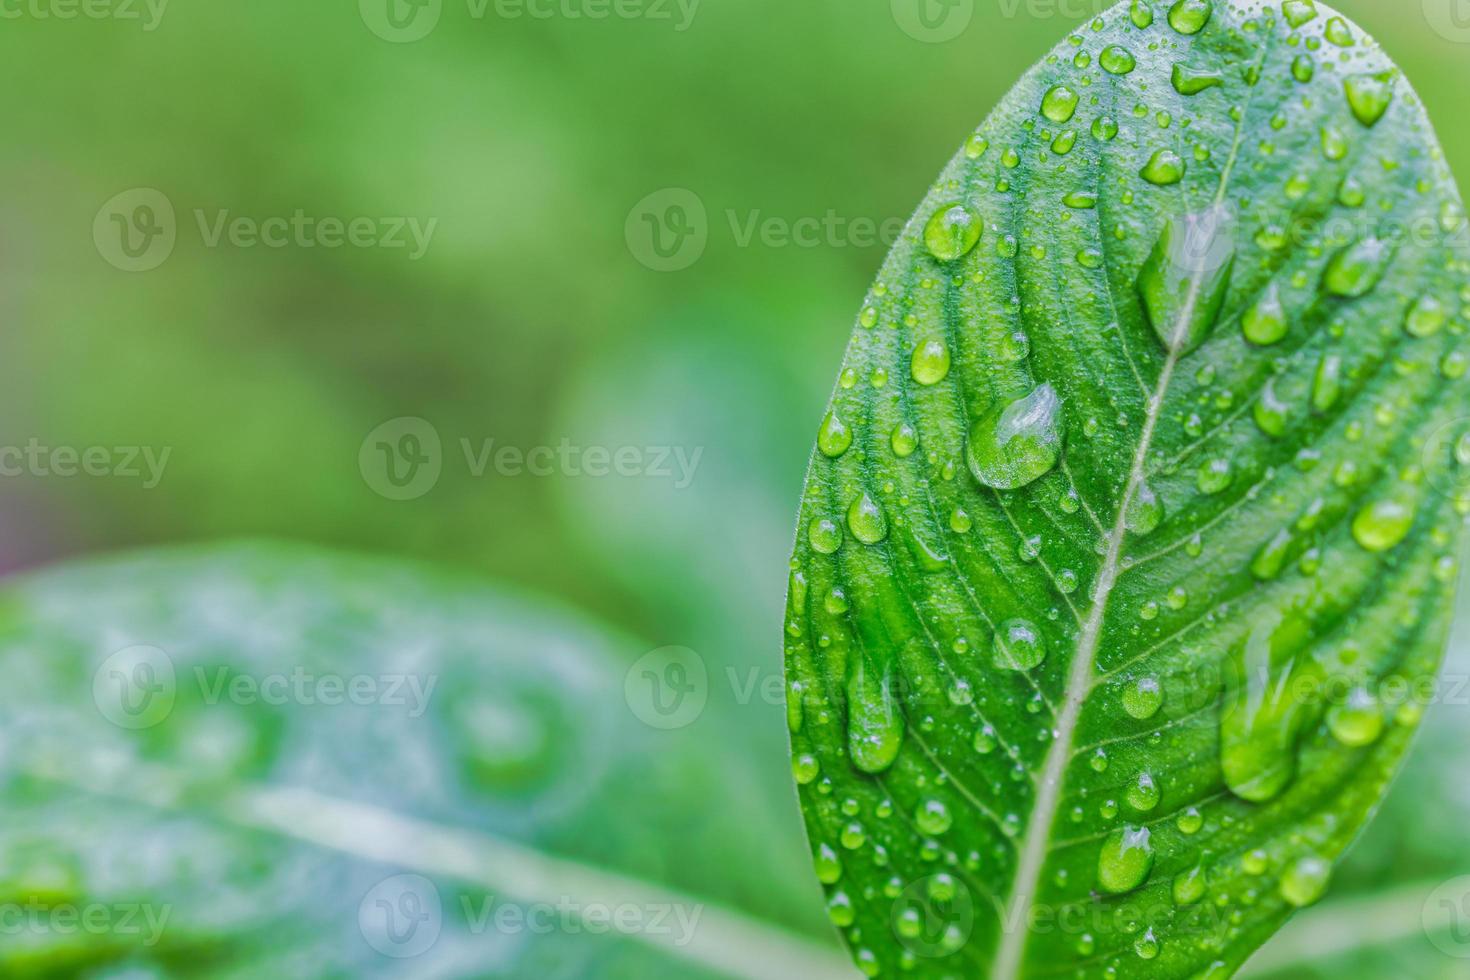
left=783, top=2, right=1470, bottom=977
left=0, top=542, right=847, bottom=979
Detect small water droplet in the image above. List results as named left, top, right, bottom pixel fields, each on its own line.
left=1323, top=237, right=1390, bottom=297
left=1283, top=0, right=1317, bottom=28
left=1135, top=929, right=1160, bottom=960
left=1324, top=15, right=1354, bottom=46
left=1093, top=116, right=1120, bottom=141
left=1172, top=64, right=1223, bottom=95
left=1141, top=148, right=1187, bottom=186
left=1328, top=686, right=1384, bottom=746
left=891, top=422, right=918, bottom=458
left=1167, top=0, right=1212, bottom=35
left=1222, top=611, right=1320, bottom=802
left=1352, top=497, right=1415, bottom=552
left=1251, top=528, right=1294, bottom=581
left=1292, top=53, right=1315, bottom=83
left=1312, top=353, right=1343, bottom=413
left=1198, top=458, right=1234, bottom=495
left=809, top=516, right=843, bottom=555
left=1406, top=295, right=1448, bottom=338
left=1101, top=45, right=1137, bottom=75
left=916, top=800, right=953, bottom=836
left=1130, top=0, right=1154, bottom=28
left=1242, top=284, right=1288, bottom=346
left=1127, top=482, right=1165, bottom=535
left=1281, top=854, right=1332, bottom=907
left=848, top=493, right=889, bottom=546
left=1127, top=772, right=1161, bottom=812
left=1174, top=864, right=1206, bottom=904
left=1177, top=807, right=1203, bottom=834
left=1124, top=677, right=1164, bottom=720
left=1042, top=84, right=1080, bottom=123
left=815, top=843, right=843, bottom=884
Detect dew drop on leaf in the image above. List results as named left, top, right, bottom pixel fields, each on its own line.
left=1280, top=855, right=1332, bottom=907
left=1123, top=677, right=1164, bottom=720
left=1344, top=72, right=1395, bottom=128
left=911, top=339, right=952, bottom=386
left=1282, top=0, right=1317, bottom=29
left=809, top=516, right=843, bottom=554
left=1327, top=686, right=1384, bottom=746
left=891, top=422, right=918, bottom=458
left=1323, top=237, right=1390, bottom=297
left=846, top=657, right=904, bottom=774
left=1041, top=84, right=1080, bottom=123
left=1140, top=148, right=1187, bottom=186
left=818, top=411, right=853, bottom=458
left=1101, top=45, right=1137, bottom=75
left=1126, top=482, right=1165, bottom=536
left=1351, top=498, right=1415, bottom=552
left=1097, top=826, right=1155, bottom=894
left=924, top=203, right=983, bottom=261
left=847, top=493, right=889, bottom=545
left=1167, top=0, right=1213, bottom=35
left=1172, top=64, right=1223, bottom=95
left=993, top=618, right=1047, bottom=671
left=1221, top=612, right=1320, bottom=802
left=1405, top=295, right=1448, bottom=338
left=964, top=384, right=1064, bottom=490
left=1138, top=205, right=1236, bottom=353
left=1242, top=284, right=1288, bottom=345
left=915, top=800, right=953, bottom=835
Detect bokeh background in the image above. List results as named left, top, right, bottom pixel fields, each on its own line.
left=2, top=0, right=1470, bottom=976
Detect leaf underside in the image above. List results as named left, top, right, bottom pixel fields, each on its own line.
left=784, top=2, right=1470, bottom=978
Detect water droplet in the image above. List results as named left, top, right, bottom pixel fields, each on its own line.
left=1324, top=15, right=1354, bottom=46
left=809, top=516, right=843, bottom=555
left=815, top=843, right=843, bottom=884
left=1352, top=497, right=1415, bottom=552
left=1172, top=64, right=1223, bottom=95
left=1243, top=849, right=1269, bottom=876
left=1124, top=677, right=1164, bottom=720
left=1127, top=772, right=1161, bottom=812
left=1198, top=458, right=1233, bottom=495
left=825, top=588, right=849, bottom=615
left=1168, top=0, right=1212, bottom=34
left=793, top=752, right=820, bottom=784
left=1328, top=686, right=1384, bottom=746
left=1251, top=528, right=1294, bottom=581
left=1406, top=295, right=1448, bottom=338
left=1042, top=84, right=1080, bottom=123
left=1344, top=72, right=1395, bottom=128
left=1174, top=864, right=1206, bottom=904
left=1281, top=854, right=1332, bottom=907
left=818, top=411, right=853, bottom=458
left=1292, top=53, right=1315, bottom=83
left=965, top=384, right=1065, bottom=490
left=1097, top=826, right=1155, bottom=895
left=993, top=618, right=1047, bottom=671
left=924, top=203, right=983, bottom=262
left=1312, top=353, right=1343, bottom=413
left=1254, top=379, right=1289, bottom=437
left=1242, top=284, right=1288, bottom=346
left=1093, top=116, right=1120, bottom=141
left=891, top=422, right=918, bottom=458
left=827, top=891, right=855, bottom=927
left=1101, top=45, right=1137, bottom=75
left=974, top=725, right=997, bottom=754
left=1064, top=190, right=1098, bottom=209
left=1127, top=482, right=1165, bottom=536
left=846, top=657, right=904, bottom=774
left=1141, top=148, right=1186, bottom=186
left=1320, top=125, right=1348, bottom=162
left=1131, top=0, right=1154, bottom=28
left=848, top=493, right=888, bottom=545
left=911, top=339, right=952, bottom=385
left=1090, top=748, right=1110, bottom=773
left=950, top=507, right=972, bottom=534
left=1222, top=611, right=1321, bottom=802
left=1324, top=237, right=1390, bottom=297
left=1283, top=0, right=1317, bottom=28
left=840, top=821, right=866, bottom=850
left=1138, top=205, right=1236, bottom=353
left=1177, top=807, right=1203, bottom=834
left=1135, top=929, right=1160, bottom=960
left=965, top=134, right=990, bottom=160
left=916, top=800, right=953, bottom=835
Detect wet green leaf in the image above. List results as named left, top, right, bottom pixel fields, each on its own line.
left=0, top=543, right=843, bottom=979
left=784, top=3, right=1470, bottom=977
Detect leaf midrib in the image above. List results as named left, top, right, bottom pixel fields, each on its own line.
left=990, top=36, right=1270, bottom=979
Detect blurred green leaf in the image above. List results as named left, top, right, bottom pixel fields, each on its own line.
left=0, top=542, right=842, bottom=978
left=784, top=2, right=1469, bottom=977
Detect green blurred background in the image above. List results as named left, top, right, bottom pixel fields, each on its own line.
left=3, top=0, right=1470, bottom=975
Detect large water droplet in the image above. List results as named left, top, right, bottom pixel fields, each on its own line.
left=846, top=656, right=904, bottom=774
left=848, top=493, right=889, bottom=545
left=924, top=203, right=983, bottom=261
left=993, top=618, right=1047, bottom=671
left=1097, top=826, right=1155, bottom=894
left=911, top=339, right=952, bottom=385
left=1255, top=378, right=1290, bottom=437
left=1174, top=863, right=1206, bottom=904
left=1327, top=686, right=1384, bottom=746
left=1406, top=295, right=1449, bottom=338
left=915, top=799, right=953, bottom=836
left=1280, top=854, right=1332, bottom=907
left=1127, top=772, right=1161, bottom=812
left=1042, top=84, right=1080, bottom=123
left=1101, top=45, right=1137, bottom=75
left=1221, top=611, right=1322, bottom=802
left=1123, top=677, right=1163, bottom=720
left=1130, top=0, right=1154, bottom=28
left=818, top=411, right=853, bottom=458
left=1138, top=205, right=1237, bottom=354
left=1282, top=0, right=1317, bottom=28
left=891, top=422, right=918, bottom=458
left=1325, top=15, right=1355, bottom=46
left=809, top=516, right=843, bottom=554
left=1242, top=283, right=1288, bottom=346
left=1140, top=148, right=1187, bottom=186
left=1312, top=353, right=1343, bottom=413
left=1168, top=0, right=1212, bottom=34
left=1172, top=64, right=1223, bottom=95
left=965, top=384, right=1064, bottom=490
left=1344, top=72, right=1395, bottom=128
left=1352, top=497, right=1415, bottom=552
left=1250, top=528, right=1294, bottom=581
left=1323, top=237, right=1390, bottom=297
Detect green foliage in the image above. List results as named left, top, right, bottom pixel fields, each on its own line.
left=0, top=542, right=835, bottom=978
left=784, top=2, right=1470, bottom=977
